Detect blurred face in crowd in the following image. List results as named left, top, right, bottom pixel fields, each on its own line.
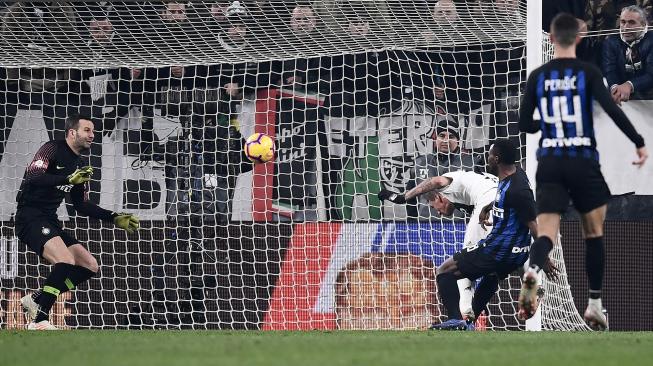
left=429, top=193, right=455, bottom=216
left=89, top=19, right=114, bottom=43
left=494, top=0, right=518, bottom=13
left=291, top=6, right=317, bottom=34
left=432, top=0, right=458, bottom=23
left=162, top=2, right=188, bottom=22
left=434, top=131, right=459, bottom=154
left=620, top=10, right=647, bottom=42
left=211, top=2, right=230, bottom=22
left=348, top=20, right=370, bottom=37
left=227, top=20, right=247, bottom=43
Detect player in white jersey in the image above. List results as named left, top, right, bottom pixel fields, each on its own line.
left=378, top=170, right=498, bottom=319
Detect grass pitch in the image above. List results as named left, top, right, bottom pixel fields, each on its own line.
left=1, top=331, right=651, bottom=366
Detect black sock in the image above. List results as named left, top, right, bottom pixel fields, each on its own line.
left=34, top=263, right=75, bottom=322
left=31, top=290, right=42, bottom=303
left=529, top=236, right=554, bottom=271
left=33, top=266, right=96, bottom=304
left=472, top=275, right=499, bottom=318
left=437, top=272, right=462, bottom=320
left=586, top=237, right=604, bottom=299
left=67, top=265, right=97, bottom=289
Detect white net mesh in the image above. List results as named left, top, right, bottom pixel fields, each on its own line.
left=0, top=1, right=583, bottom=330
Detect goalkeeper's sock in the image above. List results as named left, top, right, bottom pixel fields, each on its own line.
left=528, top=236, right=554, bottom=272
left=585, top=237, right=604, bottom=299
left=67, top=265, right=97, bottom=289
left=437, top=272, right=463, bottom=320
left=472, top=274, right=499, bottom=319
left=34, top=263, right=74, bottom=323
left=31, top=289, right=42, bottom=303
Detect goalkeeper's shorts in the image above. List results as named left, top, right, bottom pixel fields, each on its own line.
left=15, top=207, right=78, bottom=257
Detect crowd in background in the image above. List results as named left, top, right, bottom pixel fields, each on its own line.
left=0, top=0, right=650, bottom=221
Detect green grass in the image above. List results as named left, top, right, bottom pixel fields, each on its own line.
left=1, top=331, right=652, bottom=366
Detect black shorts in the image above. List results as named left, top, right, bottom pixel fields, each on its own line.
left=536, top=156, right=611, bottom=214
left=453, top=245, right=522, bottom=281
left=15, top=208, right=78, bottom=257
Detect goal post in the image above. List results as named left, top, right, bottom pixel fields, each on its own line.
left=0, top=0, right=586, bottom=330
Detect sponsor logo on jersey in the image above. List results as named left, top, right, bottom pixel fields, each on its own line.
left=56, top=184, right=73, bottom=193
left=542, top=137, right=592, bottom=148
left=56, top=165, right=65, bottom=170
left=41, top=227, right=50, bottom=236
left=492, top=206, right=504, bottom=219
left=32, top=159, right=46, bottom=169
left=511, top=246, right=530, bottom=254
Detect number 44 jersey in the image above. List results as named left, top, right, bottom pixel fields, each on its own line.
left=519, top=58, right=644, bottom=160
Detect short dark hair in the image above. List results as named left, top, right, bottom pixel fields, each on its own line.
left=491, top=139, right=517, bottom=165
left=551, top=13, right=579, bottom=48
left=64, top=114, right=93, bottom=137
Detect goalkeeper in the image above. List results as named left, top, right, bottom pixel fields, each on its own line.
left=14, top=114, right=139, bottom=330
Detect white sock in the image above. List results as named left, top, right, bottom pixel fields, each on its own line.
left=457, top=278, right=474, bottom=316
left=588, top=297, right=602, bottom=309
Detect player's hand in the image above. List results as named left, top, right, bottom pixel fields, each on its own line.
left=113, top=213, right=140, bottom=234
left=479, top=206, right=492, bottom=231
left=543, top=257, right=560, bottom=281
left=633, top=146, right=648, bottom=167
left=67, top=166, right=94, bottom=185
left=378, top=189, right=406, bottom=204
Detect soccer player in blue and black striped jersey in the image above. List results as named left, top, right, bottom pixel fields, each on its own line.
left=518, top=13, right=648, bottom=330
left=431, top=139, right=540, bottom=330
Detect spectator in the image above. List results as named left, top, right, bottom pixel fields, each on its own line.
left=586, top=0, right=652, bottom=36
left=431, top=0, right=459, bottom=24
left=603, top=5, right=653, bottom=103
left=290, top=4, right=317, bottom=35
left=161, top=1, right=188, bottom=22
left=406, top=120, right=475, bottom=220
left=218, top=0, right=249, bottom=51
left=280, top=4, right=324, bottom=93
left=68, top=9, right=133, bottom=202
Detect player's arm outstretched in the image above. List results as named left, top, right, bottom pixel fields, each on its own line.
left=69, top=174, right=139, bottom=234
left=378, top=176, right=452, bottom=204
left=588, top=67, right=648, bottom=166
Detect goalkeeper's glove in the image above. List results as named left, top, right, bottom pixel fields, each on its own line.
left=67, top=166, right=94, bottom=185
left=113, top=213, right=140, bottom=234
left=378, top=189, right=407, bottom=204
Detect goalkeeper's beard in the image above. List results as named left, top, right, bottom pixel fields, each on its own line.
left=74, top=136, right=93, bottom=152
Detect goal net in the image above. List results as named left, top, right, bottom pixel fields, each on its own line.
left=0, top=0, right=585, bottom=330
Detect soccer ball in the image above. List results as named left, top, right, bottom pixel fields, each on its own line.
left=244, top=133, right=275, bottom=163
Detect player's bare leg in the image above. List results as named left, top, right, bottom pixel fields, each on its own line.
left=519, top=213, right=560, bottom=319
left=26, top=237, right=75, bottom=330
left=23, top=243, right=98, bottom=323
left=580, top=205, right=608, bottom=330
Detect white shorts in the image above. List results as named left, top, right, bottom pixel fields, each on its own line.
left=462, top=191, right=496, bottom=249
